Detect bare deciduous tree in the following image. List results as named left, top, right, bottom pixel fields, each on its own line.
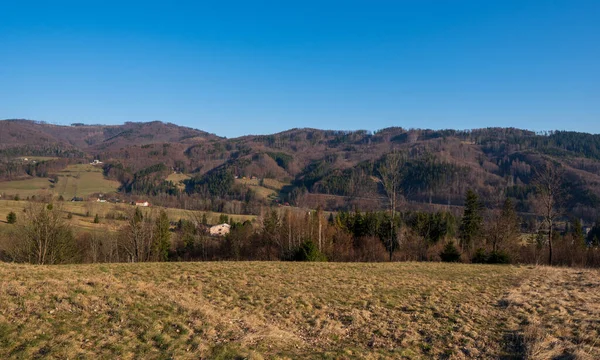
left=119, top=207, right=152, bottom=262
left=377, top=151, right=405, bottom=261
left=486, top=198, right=521, bottom=253
left=532, top=161, right=565, bottom=265
left=8, top=203, right=77, bottom=264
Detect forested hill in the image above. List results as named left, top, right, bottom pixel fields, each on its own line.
left=2, top=119, right=600, bottom=220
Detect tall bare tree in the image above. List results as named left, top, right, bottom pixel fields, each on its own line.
left=532, top=161, right=565, bottom=265
left=119, top=207, right=152, bottom=262
left=486, top=198, right=521, bottom=253
left=377, top=151, right=405, bottom=261
left=8, top=203, right=76, bottom=264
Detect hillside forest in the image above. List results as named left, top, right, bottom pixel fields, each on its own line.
left=1, top=119, right=600, bottom=266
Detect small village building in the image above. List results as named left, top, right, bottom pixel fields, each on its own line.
left=90, top=159, right=103, bottom=165
left=135, top=201, right=151, bottom=207
left=210, top=223, right=231, bottom=236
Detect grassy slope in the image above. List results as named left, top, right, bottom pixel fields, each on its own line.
left=0, top=164, right=120, bottom=199
left=165, top=173, right=191, bottom=190
left=0, top=177, right=52, bottom=198
left=0, top=200, right=255, bottom=233
left=234, top=178, right=289, bottom=201
left=0, top=262, right=597, bottom=359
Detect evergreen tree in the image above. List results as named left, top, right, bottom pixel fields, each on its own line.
left=262, top=210, right=280, bottom=260
left=459, top=189, right=483, bottom=252
left=440, top=241, right=461, bottom=262
left=93, top=214, right=100, bottom=224
left=219, top=214, right=229, bottom=224
left=587, top=220, right=600, bottom=247
left=153, top=210, right=171, bottom=261
left=570, top=218, right=585, bottom=247
left=6, top=211, right=16, bottom=224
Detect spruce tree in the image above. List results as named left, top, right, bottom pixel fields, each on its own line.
left=570, top=218, right=585, bottom=247
left=459, top=189, right=483, bottom=252
left=6, top=211, right=16, bottom=224
left=153, top=210, right=171, bottom=261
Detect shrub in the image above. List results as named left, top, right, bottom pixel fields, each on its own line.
left=487, top=250, right=511, bottom=264
left=293, top=240, right=327, bottom=262
left=6, top=211, right=16, bottom=224
left=219, top=214, right=229, bottom=224
left=440, top=241, right=461, bottom=262
left=471, top=248, right=488, bottom=263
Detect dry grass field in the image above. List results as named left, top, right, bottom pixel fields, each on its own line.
left=0, top=164, right=120, bottom=199
left=0, top=200, right=255, bottom=233
left=165, top=173, right=191, bottom=190
left=0, top=262, right=597, bottom=359
left=54, top=164, right=121, bottom=199
left=235, top=178, right=290, bottom=201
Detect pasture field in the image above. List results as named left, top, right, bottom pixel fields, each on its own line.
left=0, top=262, right=597, bottom=359
left=0, top=164, right=120, bottom=200
left=165, top=172, right=191, bottom=190
left=0, top=177, right=53, bottom=198
left=0, top=200, right=255, bottom=233
left=54, top=164, right=121, bottom=199
left=235, top=178, right=290, bottom=201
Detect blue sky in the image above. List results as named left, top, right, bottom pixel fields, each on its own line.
left=1, top=1, right=598, bottom=137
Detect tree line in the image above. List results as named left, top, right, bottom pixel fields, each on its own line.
left=2, top=189, right=600, bottom=266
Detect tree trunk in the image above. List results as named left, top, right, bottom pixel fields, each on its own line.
left=548, top=222, right=553, bottom=265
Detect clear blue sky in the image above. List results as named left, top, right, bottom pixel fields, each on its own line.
left=1, top=1, right=598, bottom=137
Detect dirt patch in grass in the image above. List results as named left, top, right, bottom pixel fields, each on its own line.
left=0, top=262, right=597, bottom=359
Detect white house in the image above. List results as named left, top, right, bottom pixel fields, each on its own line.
left=210, top=223, right=231, bottom=237
left=90, top=159, right=103, bottom=165
left=135, top=201, right=151, bottom=207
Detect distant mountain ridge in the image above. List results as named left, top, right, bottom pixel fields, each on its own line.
left=2, top=119, right=600, bottom=221
left=0, top=119, right=219, bottom=150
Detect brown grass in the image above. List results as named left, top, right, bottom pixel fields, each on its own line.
left=0, top=164, right=120, bottom=199
left=0, top=262, right=597, bottom=359
left=502, top=266, right=600, bottom=359
left=0, top=200, right=255, bottom=233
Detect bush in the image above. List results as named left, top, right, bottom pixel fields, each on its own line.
left=440, top=241, right=461, bottom=262
left=471, top=248, right=488, bottom=263
left=6, top=211, right=17, bottom=224
left=487, top=250, right=511, bottom=264
left=293, top=240, right=327, bottom=262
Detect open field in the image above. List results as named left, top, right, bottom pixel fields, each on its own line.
left=54, top=164, right=121, bottom=199
left=166, top=172, right=191, bottom=190
left=0, top=177, right=53, bottom=198
left=0, top=164, right=120, bottom=200
left=0, top=200, right=255, bottom=233
left=0, top=262, right=597, bottom=359
left=235, top=178, right=290, bottom=201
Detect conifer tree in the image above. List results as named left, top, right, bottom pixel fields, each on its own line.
left=459, top=189, right=483, bottom=252
left=153, top=210, right=171, bottom=261
left=6, top=211, right=16, bottom=224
